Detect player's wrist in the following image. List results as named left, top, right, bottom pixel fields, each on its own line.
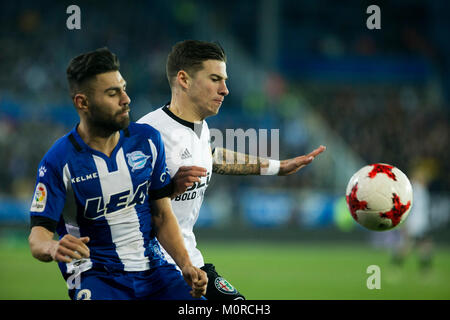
left=260, top=159, right=280, bottom=175
left=179, top=260, right=194, bottom=271
left=48, top=240, right=59, bottom=261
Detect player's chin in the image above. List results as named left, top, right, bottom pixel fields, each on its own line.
left=109, top=119, right=129, bottom=132
left=209, top=105, right=221, bottom=116
left=116, top=114, right=130, bottom=128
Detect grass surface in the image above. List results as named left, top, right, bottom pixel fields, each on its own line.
left=1, top=239, right=449, bottom=300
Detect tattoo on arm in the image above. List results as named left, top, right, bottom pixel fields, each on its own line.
left=212, top=147, right=269, bottom=175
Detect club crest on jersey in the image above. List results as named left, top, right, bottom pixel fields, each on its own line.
left=126, top=151, right=151, bottom=172
left=30, top=182, right=47, bottom=212
left=214, top=277, right=237, bottom=295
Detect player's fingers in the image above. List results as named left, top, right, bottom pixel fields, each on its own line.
left=80, top=236, right=90, bottom=244
left=194, top=276, right=208, bottom=288
left=62, top=234, right=90, bottom=251
left=180, top=169, right=207, bottom=179
left=191, top=270, right=207, bottom=292
left=179, top=166, right=207, bottom=172
left=79, top=237, right=90, bottom=256
left=189, top=287, right=206, bottom=298
left=194, top=284, right=207, bottom=296
left=292, top=156, right=313, bottom=167
left=61, top=239, right=89, bottom=258
left=190, top=269, right=199, bottom=284
left=191, top=289, right=204, bottom=298
left=75, top=245, right=90, bottom=258
left=55, top=252, right=73, bottom=263
left=178, top=166, right=207, bottom=177
left=187, top=171, right=207, bottom=179
left=61, top=234, right=79, bottom=242
left=73, top=237, right=90, bottom=254
left=175, top=171, right=201, bottom=181
left=185, top=176, right=201, bottom=183
left=197, top=269, right=208, bottom=284
left=307, top=145, right=326, bottom=158
left=178, top=176, right=200, bottom=184
left=64, top=236, right=89, bottom=251
left=62, top=247, right=82, bottom=260
left=58, top=246, right=82, bottom=260
left=190, top=290, right=202, bottom=298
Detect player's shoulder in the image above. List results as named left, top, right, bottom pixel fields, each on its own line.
left=137, top=107, right=166, bottom=126
left=42, top=131, right=77, bottom=164
left=37, top=129, right=80, bottom=175
left=126, top=122, right=162, bottom=141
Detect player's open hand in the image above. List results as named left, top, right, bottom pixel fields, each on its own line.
left=278, top=145, right=326, bottom=176
left=181, top=265, right=208, bottom=298
left=171, top=166, right=207, bottom=199
left=50, top=234, right=90, bottom=263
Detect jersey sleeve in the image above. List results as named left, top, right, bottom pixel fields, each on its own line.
left=29, top=157, right=67, bottom=232
left=148, top=131, right=173, bottom=200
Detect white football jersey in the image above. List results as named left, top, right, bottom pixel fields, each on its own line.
left=137, top=104, right=212, bottom=268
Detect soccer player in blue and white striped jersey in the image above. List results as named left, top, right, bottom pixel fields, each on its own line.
left=28, top=48, right=207, bottom=300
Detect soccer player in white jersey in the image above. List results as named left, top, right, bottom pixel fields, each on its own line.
left=138, top=40, right=326, bottom=300
left=28, top=48, right=207, bottom=300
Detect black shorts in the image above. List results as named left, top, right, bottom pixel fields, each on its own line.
left=201, top=263, right=245, bottom=300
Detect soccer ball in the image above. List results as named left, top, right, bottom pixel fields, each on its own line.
left=345, top=163, right=413, bottom=231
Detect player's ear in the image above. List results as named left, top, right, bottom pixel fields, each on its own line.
left=176, top=70, right=190, bottom=90
left=73, top=93, right=89, bottom=112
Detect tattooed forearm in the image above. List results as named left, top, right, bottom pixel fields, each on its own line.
left=212, top=163, right=260, bottom=175
left=212, top=147, right=269, bottom=175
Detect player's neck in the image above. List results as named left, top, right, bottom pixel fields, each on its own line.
left=77, top=122, right=120, bottom=157
left=169, top=95, right=204, bottom=123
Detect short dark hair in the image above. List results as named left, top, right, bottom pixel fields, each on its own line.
left=66, top=47, right=120, bottom=97
left=166, top=40, right=226, bottom=87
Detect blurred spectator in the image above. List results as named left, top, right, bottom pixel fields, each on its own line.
left=392, top=160, right=436, bottom=272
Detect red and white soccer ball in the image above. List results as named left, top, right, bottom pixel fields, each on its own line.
left=345, top=163, right=413, bottom=231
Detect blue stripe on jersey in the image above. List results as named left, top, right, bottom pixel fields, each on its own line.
left=30, top=123, right=171, bottom=275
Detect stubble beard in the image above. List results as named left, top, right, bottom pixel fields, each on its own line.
left=88, top=103, right=130, bottom=136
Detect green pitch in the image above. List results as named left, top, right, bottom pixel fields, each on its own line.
left=1, top=239, right=449, bottom=299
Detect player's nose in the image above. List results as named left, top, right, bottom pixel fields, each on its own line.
left=121, top=90, right=131, bottom=106
left=219, top=81, right=229, bottom=96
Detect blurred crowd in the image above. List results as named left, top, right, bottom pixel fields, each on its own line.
left=0, top=0, right=449, bottom=202
left=305, top=83, right=449, bottom=192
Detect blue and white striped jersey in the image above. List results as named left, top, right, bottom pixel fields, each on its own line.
left=29, top=122, right=172, bottom=276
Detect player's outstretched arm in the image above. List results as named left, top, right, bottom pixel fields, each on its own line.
left=29, top=226, right=90, bottom=263
left=151, top=197, right=207, bottom=297
left=212, top=145, right=326, bottom=176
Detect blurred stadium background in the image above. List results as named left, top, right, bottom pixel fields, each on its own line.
left=0, top=0, right=449, bottom=299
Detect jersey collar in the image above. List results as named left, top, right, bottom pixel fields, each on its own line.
left=162, top=103, right=203, bottom=138
left=68, top=124, right=128, bottom=158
